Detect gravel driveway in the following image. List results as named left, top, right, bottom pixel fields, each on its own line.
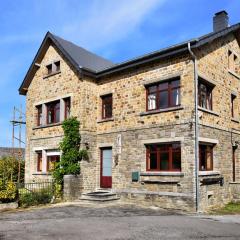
left=0, top=203, right=239, bottom=240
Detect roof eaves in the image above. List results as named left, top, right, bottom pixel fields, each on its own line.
left=95, top=39, right=197, bottom=78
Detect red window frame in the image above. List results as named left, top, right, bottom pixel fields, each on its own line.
left=36, top=151, right=42, bottom=172
left=102, top=94, right=113, bottom=119
left=199, top=144, right=213, bottom=171
left=36, top=105, right=42, bottom=126
left=47, top=155, right=60, bottom=172
left=64, top=97, right=71, bottom=119
left=198, top=80, right=213, bottom=110
left=231, top=94, right=236, bottom=118
left=146, top=143, right=181, bottom=172
left=46, top=101, right=60, bottom=124
left=146, top=79, right=180, bottom=111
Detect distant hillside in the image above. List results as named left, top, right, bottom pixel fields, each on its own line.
left=0, top=147, right=25, bottom=159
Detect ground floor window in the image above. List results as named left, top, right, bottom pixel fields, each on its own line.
left=146, top=143, right=181, bottom=171
left=47, top=155, right=60, bottom=172
left=36, top=151, right=42, bottom=172
left=199, top=144, right=213, bottom=171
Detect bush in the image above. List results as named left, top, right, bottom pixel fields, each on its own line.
left=0, top=180, right=17, bottom=203
left=53, top=117, right=88, bottom=185
left=19, top=188, right=53, bottom=208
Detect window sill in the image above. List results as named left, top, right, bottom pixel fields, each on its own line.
left=228, top=70, right=240, bottom=80
left=140, top=172, right=184, bottom=177
left=141, top=180, right=180, bottom=184
left=33, top=122, right=62, bottom=130
left=32, top=172, right=52, bottom=176
left=140, top=106, right=184, bottom=116
left=43, top=70, right=61, bottom=79
left=198, top=107, right=219, bottom=116
left=231, top=118, right=239, bottom=123
left=97, top=118, right=114, bottom=123
left=199, top=171, right=220, bottom=177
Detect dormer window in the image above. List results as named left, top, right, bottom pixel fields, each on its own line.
left=46, top=61, right=60, bottom=76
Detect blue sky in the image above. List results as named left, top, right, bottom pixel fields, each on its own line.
left=0, top=0, right=239, bottom=147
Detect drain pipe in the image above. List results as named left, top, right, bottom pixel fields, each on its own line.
left=188, top=42, right=199, bottom=212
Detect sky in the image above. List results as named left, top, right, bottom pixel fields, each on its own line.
left=0, top=0, right=239, bottom=147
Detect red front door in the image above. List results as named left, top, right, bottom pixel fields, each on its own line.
left=100, top=148, right=112, bottom=188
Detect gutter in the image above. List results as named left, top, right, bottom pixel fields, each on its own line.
left=188, top=42, right=199, bottom=212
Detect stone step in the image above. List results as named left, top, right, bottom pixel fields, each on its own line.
left=80, top=196, right=120, bottom=202
left=79, top=190, right=120, bottom=202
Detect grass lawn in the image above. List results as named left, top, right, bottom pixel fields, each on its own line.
left=212, top=202, right=240, bottom=215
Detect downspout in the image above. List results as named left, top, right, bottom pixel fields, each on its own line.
left=188, top=42, right=199, bottom=212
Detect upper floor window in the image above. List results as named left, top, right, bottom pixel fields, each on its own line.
left=46, top=100, right=60, bottom=124
left=64, top=97, right=71, bottom=119
left=228, top=50, right=239, bottom=74
left=36, top=105, right=42, bottom=126
left=102, top=94, right=112, bottom=119
left=47, top=155, right=60, bottom=172
left=231, top=94, right=236, bottom=118
left=199, top=144, right=213, bottom=171
left=198, top=80, right=213, bottom=110
left=146, top=79, right=180, bottom=111
left=36, top=151, right=42, bottom=172
left=146, top=143, right=181, bottom=172
left=46, top=61, right=60, bottom=75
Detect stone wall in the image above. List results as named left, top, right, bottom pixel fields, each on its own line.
left=63, top=175, right=83, bottom=201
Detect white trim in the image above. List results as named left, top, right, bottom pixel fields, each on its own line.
left=199, top=137, right=219, bottom=144
left=33, top=147, right=44, bottom=151
left=98, top=143, right=114, bottom=148
left=46, top=151, right=61, bottom=156
left=141, top=137, right=184, bottom=145
left=34, top=93, right=73, bottom=106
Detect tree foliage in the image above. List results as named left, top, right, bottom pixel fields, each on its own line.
left=0, top=156, right=24, bottom=184
left=53, top=117, right=88, bottom=185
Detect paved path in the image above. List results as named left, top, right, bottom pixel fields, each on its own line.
left=0, top=203, right=239, bottom=240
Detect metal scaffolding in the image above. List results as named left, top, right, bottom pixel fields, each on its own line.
left=10, top=105, right=26, bottom=182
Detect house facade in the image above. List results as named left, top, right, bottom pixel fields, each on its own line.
left=20, top=11, right=240, bottom=212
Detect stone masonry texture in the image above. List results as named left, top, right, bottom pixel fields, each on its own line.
left=24, top=32, right=240, bottom=212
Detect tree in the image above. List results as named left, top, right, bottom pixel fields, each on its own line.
left=0, top=156, right=24, bottom=184
left=53, top=117, right=88, bottom=185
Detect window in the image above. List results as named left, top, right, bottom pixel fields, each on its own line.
left=46, top=101, right=60, bottom=124
left=198, top=81, right=213, bottom=110
left=64, top=97, right=71, bottom=119
left=228, top=50, right=238, bottom=73
left=102, top=94, right=112, bottom=119
left=46, top=61, right=60, bottom=75
left=231, top=94, right=236, bottom=118
left=199, top=144, right=213, bottom=171
left=36, top=105, right=43, bottom=126
left=36, top=151, right=42, bottom=172
left=47, top=155, right=60, bottom=172
left=232, top=147, right=236, bottom=182
left=146, top=143, right=181, bottom=171
left=146, top=79, right=180, bottom=111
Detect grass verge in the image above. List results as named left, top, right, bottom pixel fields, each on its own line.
left=211, top=202, right=240, bottom=215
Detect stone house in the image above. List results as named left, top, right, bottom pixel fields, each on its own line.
left=19, top=11, right=240, bottom=212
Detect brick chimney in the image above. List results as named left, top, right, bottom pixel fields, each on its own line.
left=213, top=11, right=229, bottom=32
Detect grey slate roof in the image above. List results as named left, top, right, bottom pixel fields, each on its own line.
left=0, top=147, right=25, bottom=159
left=51, top=34, right=114, bottom=72
left=19, top=23, right=240, bottom=95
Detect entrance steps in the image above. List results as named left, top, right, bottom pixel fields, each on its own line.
left=79, top=190, right=120, bottom=202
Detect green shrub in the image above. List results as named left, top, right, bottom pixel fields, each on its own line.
left=19, top=188, right=53, bottom=208
left=0, top=180, right=17, bottom=203
left=53, top=117, right=88, bottom=186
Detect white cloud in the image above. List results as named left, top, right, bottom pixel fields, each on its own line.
left=61, top=0, right=166, bottom=50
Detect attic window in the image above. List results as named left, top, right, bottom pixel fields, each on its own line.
left=45, top=61, right=61, bottom=76
left=228, top=50, right=239, bottom=74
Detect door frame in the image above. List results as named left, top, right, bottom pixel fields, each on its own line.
left=100, top=147, right=112, bottom=188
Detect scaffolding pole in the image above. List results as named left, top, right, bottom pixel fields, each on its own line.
left=10, top=105, right=26, bottom=183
